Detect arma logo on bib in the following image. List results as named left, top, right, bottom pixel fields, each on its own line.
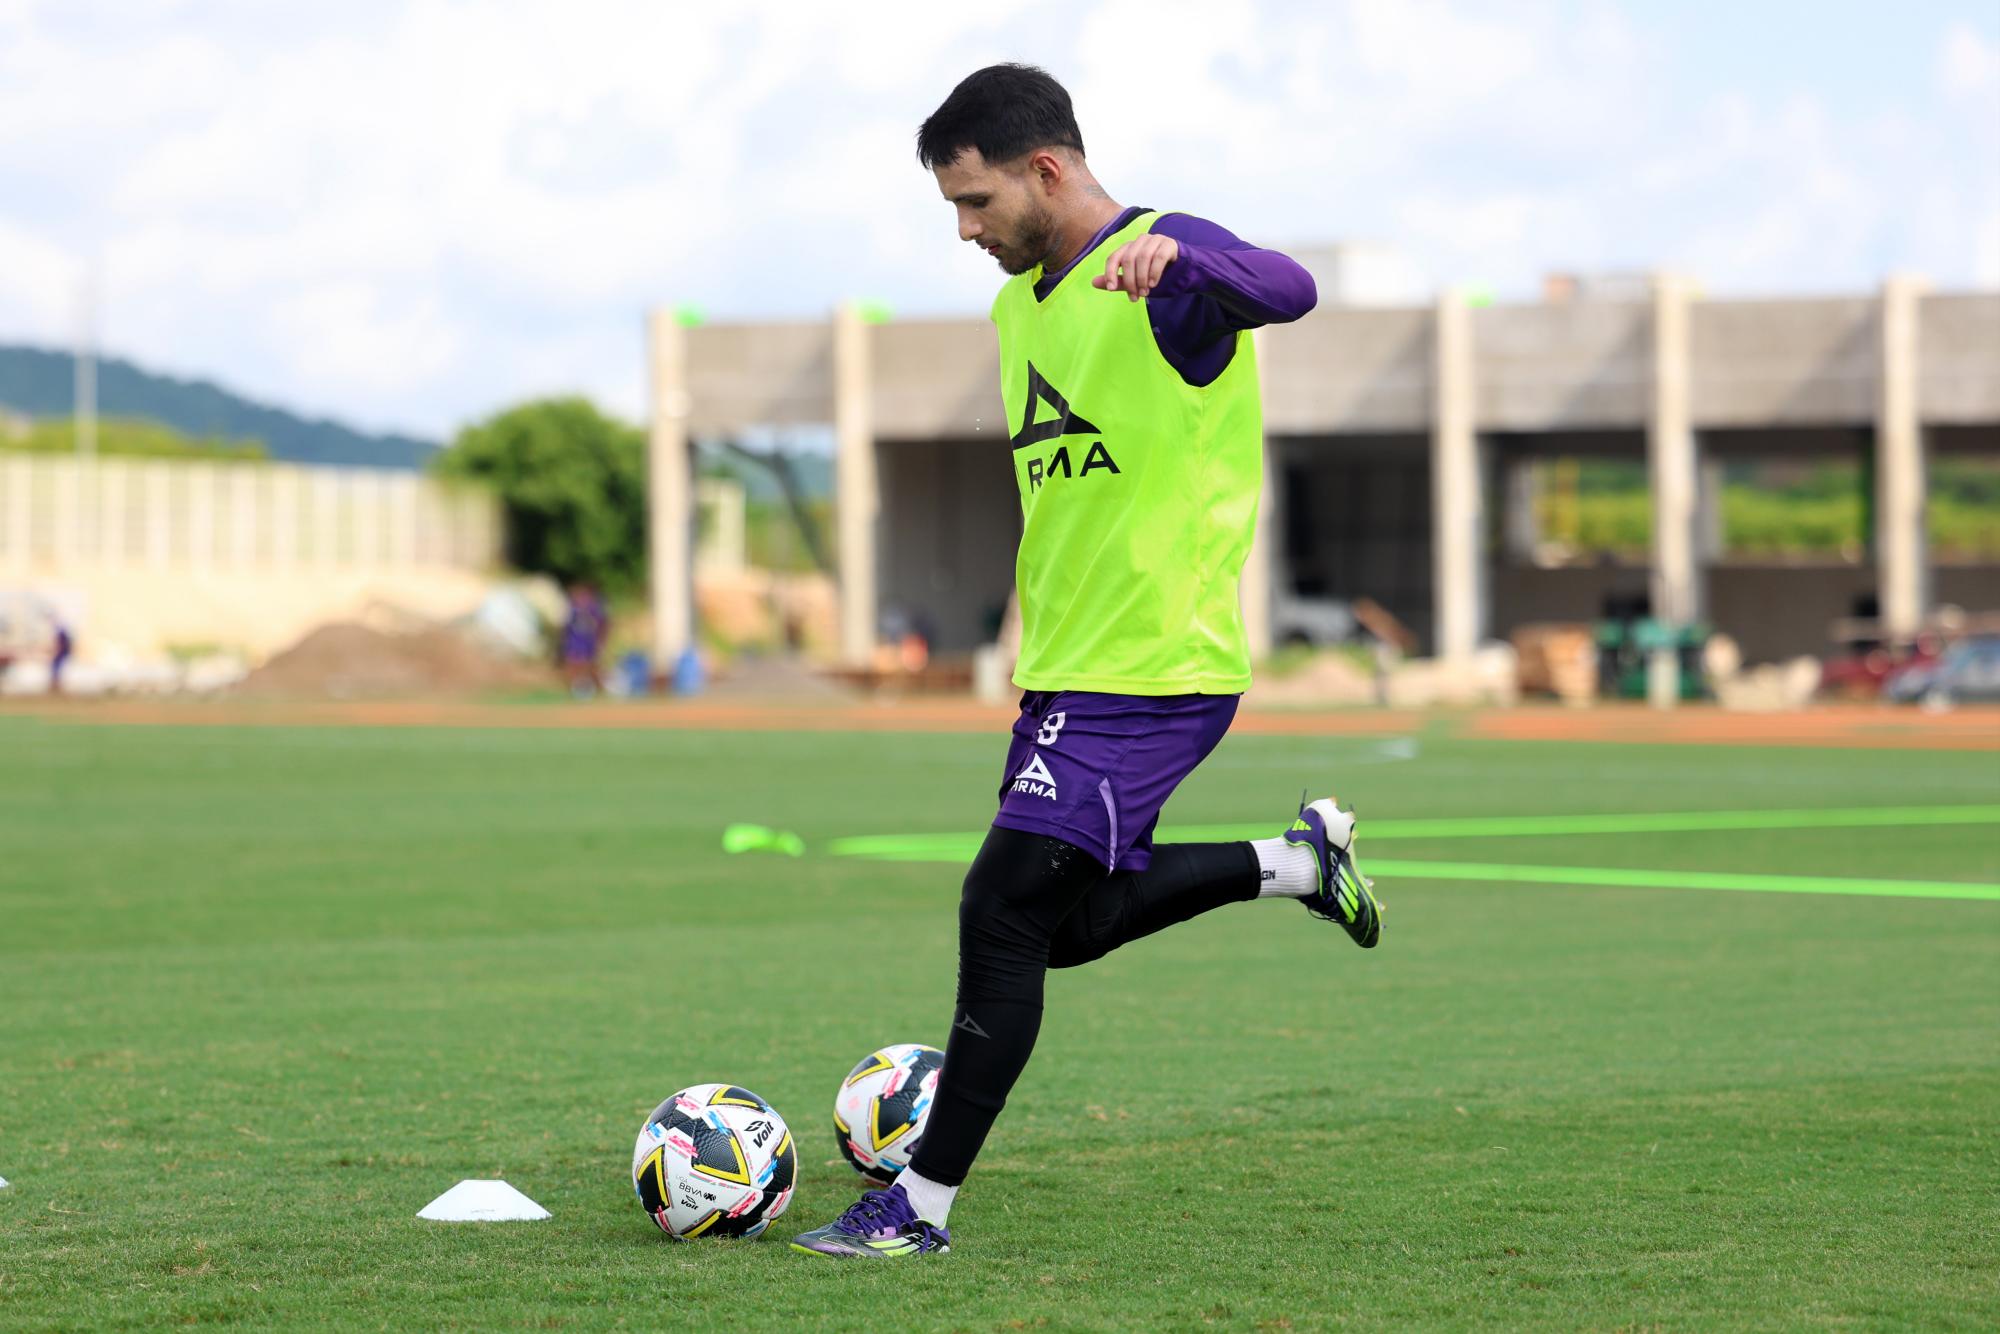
left=1011, top=362, right=1120, bottom=493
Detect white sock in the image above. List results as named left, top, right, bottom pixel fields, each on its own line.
left=896, top=1167, right=959, bottom=1225
left=1251, top=836, right=1318, bottom=898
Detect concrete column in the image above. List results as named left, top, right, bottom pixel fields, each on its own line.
left=647, top=308, right=695, bottom=671
left=1876, top=275, right=1928, bottom=639
left=695, top=478, right=747, bottom=573
left=1697, top=455, right=1726, bottom=564
left=833, top=302, right=879, bottom=666
left=1430, top=289, right=1483, bottom=662
left=1240, top=328, right=1278, bottom=659
left=1648, top=273, right=1699, bottom=627
left=1501, top=456, right=1541, bottom=564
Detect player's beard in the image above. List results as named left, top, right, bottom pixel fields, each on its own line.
left=997, top=203, right=1057, bottom=276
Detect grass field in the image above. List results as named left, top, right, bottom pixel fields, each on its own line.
left=2, top=712, right=1997, bottom=1330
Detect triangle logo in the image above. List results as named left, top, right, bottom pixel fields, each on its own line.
left=1011, top=752, right=1060, bottom=800
left=1015, top=752, right=1057, bottom=787
left=1011, top=362, right=1100, bottom=451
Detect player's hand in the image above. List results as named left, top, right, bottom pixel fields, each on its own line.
left=1092, top=234, right=1178, bottom=301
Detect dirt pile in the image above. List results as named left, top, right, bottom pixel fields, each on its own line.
left=238, top=621, right=554, bottom=697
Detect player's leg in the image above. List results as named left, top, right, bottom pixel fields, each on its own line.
left=791, top=824, right=1100, bottom=1259
left=1043, top=799, right=1380, bottom=964
left=790, top=692, right=1377, bottom=1259
left=1045, top=839, right=1258, bottom=967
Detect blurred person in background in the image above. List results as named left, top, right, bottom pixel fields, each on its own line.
left=561, top=582, right=608, bottom=698
left=791, top=63, right=1381, bottom=1262
left=45, top=602, right=72, bottom=696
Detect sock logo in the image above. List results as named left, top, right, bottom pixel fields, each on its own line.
left=1010, top=752, right=1058, bottom=801
left=952, top=1012, right=990, bottom=1039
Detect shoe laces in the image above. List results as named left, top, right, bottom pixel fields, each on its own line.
left=834, top=1188, right=911, bottom=1236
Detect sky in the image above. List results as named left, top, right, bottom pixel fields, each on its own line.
left=1, top=0, right=1996, bottom=440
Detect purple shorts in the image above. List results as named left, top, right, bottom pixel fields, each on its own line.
left=991, top=689, right=1239, bottom=873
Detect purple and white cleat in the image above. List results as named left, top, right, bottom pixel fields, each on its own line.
left=1283, top=794, right=1383, bottom=949
left=790, top=1184, right=951, bottom=1259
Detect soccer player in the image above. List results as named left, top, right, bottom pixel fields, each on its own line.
left=792, top=64, right=1382, bottom=1260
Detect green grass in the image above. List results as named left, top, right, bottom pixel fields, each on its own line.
left=1, top=716, right=1996, bottom=1330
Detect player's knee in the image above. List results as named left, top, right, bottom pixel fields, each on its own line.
left=1046, top=878, right=1128, bottom=969
left=956, top=859, right=1050, bottom=1001
left=1045, top=923, right=1106, bottom=970
left=957, top=861, right=1040, bottom=957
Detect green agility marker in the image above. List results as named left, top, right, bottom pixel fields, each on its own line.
left=1366, top=859, right=2000, bottom=902
left=722, top=823, right=804, bottom=857
left=1158, top=804, right=2000, bottom=845
left=831, top=805, right=2000, bottom=861
left=827, top=805, right=2000, bottom=903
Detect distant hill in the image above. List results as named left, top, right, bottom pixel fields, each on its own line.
left=0, top=344, right=438, bottom=470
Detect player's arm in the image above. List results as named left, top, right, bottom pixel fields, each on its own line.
left=1091, top=213, right=1316, bottom=328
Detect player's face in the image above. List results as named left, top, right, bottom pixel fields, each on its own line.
left=934, top=149, right=1055, bottom=276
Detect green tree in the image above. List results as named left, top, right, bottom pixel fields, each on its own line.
left=433, top=397, right=647, bottom=595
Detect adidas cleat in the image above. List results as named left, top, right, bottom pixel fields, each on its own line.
left=1283, top=796, right=1383, bottom=949
left=789, top=1185, right=951, bottom=1259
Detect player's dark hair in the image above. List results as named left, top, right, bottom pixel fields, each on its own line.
left=916, top=64, right=1085, bottom=169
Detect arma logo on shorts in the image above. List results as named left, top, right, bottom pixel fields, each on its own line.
left=1012, top=362, right=1120, bottom=493
left=1011, top=751, right=1059, bottom=800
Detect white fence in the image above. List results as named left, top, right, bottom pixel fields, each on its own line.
left=0, top=453, right=501, bottom=573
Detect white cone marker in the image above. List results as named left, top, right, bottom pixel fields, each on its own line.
left=418, top=1180, right=549, bottom=1221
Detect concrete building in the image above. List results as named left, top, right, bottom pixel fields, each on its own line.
left=646, top=279, right=2000, bottom=674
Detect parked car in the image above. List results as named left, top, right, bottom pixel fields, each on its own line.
left=1883, top=635, right=2000, bottom=705
left=1273, top=592, right=1356, bottom=648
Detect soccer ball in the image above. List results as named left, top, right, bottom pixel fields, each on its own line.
left=632, top=1083, right=797, bottom=1239
left=833, top=1043, right=944, bottom=1185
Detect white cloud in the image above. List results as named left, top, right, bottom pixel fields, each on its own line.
left=0, top=218, right=82, bottom=333
left=268, top=281, right=462, bottom=397
left=0, top=0, right=1994, bottom=437
left=1941, top=21, right=2000, bottom=98
left=1977, top=207, right=2000, bottom=289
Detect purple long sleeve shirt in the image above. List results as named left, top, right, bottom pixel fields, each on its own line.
left=1032, top=206, right=1317, bottom=386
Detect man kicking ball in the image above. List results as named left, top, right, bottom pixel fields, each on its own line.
left=793, top=63, right=1382, bottom=1260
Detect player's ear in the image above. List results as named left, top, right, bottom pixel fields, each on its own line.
left=1027, top=148, right=1064, bottom=193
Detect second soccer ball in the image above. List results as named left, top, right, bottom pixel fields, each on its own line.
left=833, top=1043, right=944, bottom=1185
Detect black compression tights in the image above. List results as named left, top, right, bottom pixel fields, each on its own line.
left=905, top=827, right=1260, bottom=1187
